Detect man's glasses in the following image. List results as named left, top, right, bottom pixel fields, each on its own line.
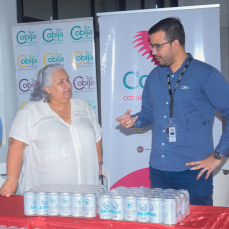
left=149, top=40, right=174, bottom=51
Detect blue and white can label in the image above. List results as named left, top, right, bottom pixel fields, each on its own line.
left=99, top=194, right=111, bottom=219
left=124, top=196, right=136, bottom=221
left=36, top=192, right=48, bottom=215
left=84, top=193, right=96, bottom=217
left=136, top=196, right=150, bottom=222
left=24, top=192, right=36, bottom=215
left=149, top=197, right=163, bottom=223
left=111, top=195, right=124, bottom=220
left=72, top=193, right=84, bottom=217
left=47, top=192, right=59, bottom=216
left=59, top=192, right=71, bottom=216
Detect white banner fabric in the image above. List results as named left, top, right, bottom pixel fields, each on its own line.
left=98, top=5, right=225, bottom=205
left=12, top=18, right=98, bottom=117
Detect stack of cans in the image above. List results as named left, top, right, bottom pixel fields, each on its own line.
left=24, top=184, right=107, bottom=217
left=99, top=187, right=190, bottom=225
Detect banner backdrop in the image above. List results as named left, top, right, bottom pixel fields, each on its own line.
left=98, top=5, right=228, bottom=205
left=12, top=18, right=98, bottom=117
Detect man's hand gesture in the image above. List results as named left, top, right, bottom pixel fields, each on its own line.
left=116, top=109, right=138, bottom=128
left=186, top=154, right=222, bottom=180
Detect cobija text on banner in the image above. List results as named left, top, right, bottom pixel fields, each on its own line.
left=12, top=18, right=98, bottom=118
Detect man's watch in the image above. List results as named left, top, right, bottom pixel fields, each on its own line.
left=213, top=151, right=223, bottom=160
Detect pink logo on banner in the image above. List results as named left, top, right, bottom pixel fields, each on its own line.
left=133, top=31, right=158, bottom=65
left=110, top=167, right=151, bottom=190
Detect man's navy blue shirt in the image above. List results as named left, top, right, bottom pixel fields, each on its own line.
left=133, top=54, right=229, bottom=171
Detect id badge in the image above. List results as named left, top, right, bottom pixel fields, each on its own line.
left=166, top=123, right=177, bottom=142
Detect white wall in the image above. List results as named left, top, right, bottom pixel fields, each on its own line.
left=0, top=0, right=17, bottom=164
left=178, top=0, right=229, bottom=83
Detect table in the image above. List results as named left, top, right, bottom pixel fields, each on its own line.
left=0, top=196, right=229, bottom=229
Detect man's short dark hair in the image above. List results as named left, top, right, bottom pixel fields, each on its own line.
left=148, top=17, right=185, bottom=46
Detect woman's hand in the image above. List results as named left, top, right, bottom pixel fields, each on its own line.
left=0, top=137, right=25, bottom=197
left=0, top=178, right=18, bottom=197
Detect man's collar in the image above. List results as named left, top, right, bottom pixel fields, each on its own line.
left=167, top=53, right=191, bottom=75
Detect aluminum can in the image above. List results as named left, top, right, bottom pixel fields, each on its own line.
left=165, top=189, right=176, bottom=192
left=151, top=188, right=162, bottom=191
left=36, top=192, right=48, bottom=215
left=98, top=189, right=104, bottom=195
left=39, top=184, right=49, bottom=187
left=160, top=193, right=170, bottom=198
left=124, top=195, right=136, bottom=221
left=161, top=189, right=172, bottom=194
left=102, top=186, right=108, bottom=193
left=111, top=195, right=124, bottom=220
left=129, top=187, right=139, bottom=192
left=176, top=192, right=185, bottom=221
left=51, top=184, right=61, bottom=188
left=149, top=196, right=163, bottom=223
left=87, top=184, right=96, bottom=188
left=71, top=193, right=84, bottom=217
left=116, top=191, right=129, bottom=196
left=116, top=186, right=127, bottom=191
left=47, top=192, right=59, bottom=216
left=136, top=195, right=150, bottom=222
left=95, top=185, right=103, bottom=189
left=178, top=189, right=190, bottom=216
left=59, top=192, right=71, bottom=216
left=24, top=191, right=36, bottom=215
left=146, top=190, right=160, bottom=195
left=144, top=189, right=156, bottom=193
left=99, top=194, right=111, bottom=219
left=135, top=189, right=145, bottom=194
left=84, top=193, right=96, bottom=217
left=94, top=190, right=100, bottom=215
left=143, top=187, right=151, bottom=192
left=163, top=197, right=177, bottom=225
left=104, top=191, right=115, bottom=196
left=170, top=194, right=181, bottom=223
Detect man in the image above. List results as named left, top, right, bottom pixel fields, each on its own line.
left=116, top=17, right=229, bottom=206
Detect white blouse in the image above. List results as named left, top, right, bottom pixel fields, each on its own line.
left=9, top=98, right=102, bottom=195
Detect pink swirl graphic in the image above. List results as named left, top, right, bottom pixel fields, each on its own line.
left=133, top=31, right=159, bottom=65
left=110, top=167, right=151, bottom=190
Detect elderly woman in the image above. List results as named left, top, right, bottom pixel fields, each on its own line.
left=0, top=64, right=102, bottom=197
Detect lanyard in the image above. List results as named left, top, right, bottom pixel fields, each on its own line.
left=167, top=55, right=193, bottom=121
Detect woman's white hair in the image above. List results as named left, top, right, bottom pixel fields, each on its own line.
left=30, top=63, right=65, bottom=102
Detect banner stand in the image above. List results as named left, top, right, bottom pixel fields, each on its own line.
left=97, top=4, right=229, bottom=206
left=12, top=17, right=99, bottom=118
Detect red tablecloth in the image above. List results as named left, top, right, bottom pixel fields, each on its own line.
left=0, top=196, right=229, bottom=229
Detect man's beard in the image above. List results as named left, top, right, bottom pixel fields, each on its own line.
left=156, top=54, right=174, bottom=67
